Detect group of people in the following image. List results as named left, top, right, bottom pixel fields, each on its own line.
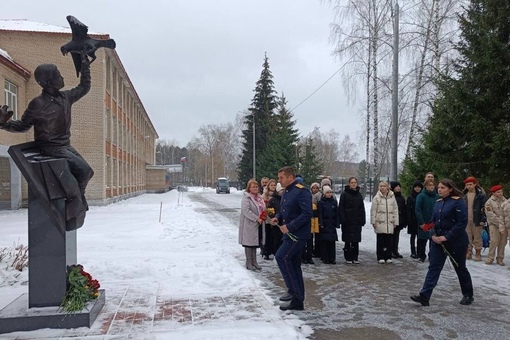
left=238, top=168, right=509, bottom=309
left=238, top=168, right=366, bottom=311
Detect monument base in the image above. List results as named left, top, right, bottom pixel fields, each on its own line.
left=0, top=289, right=105, bottom=334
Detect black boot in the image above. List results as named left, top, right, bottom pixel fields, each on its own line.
left=410, top=294, right=430, bottom=306
left=280, top=299, right=304, bottom=311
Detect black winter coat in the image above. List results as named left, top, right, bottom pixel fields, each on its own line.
left=406, top=190, right=419, bottom=234
left=267, top=191, right=282, bottom=218
left=338, top=186, right=366, bottom=243
left=394, top=191, right=407, bottom=230
left=318, top=196, right=339, bottom=241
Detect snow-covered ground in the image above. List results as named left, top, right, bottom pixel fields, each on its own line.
left=0, top=188, right=311, bottom=339
left=1, top=188, right=510, bottom=339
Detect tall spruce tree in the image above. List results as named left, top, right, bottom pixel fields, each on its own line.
left=402, top=0, right=510, bottom=188
left=238, top=54, right=279, bottom=184
left=299, top=137, right=323, bottom=186
left=257, top=93, right=300, bottom=177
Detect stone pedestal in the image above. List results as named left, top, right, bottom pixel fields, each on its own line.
left=0, top=290, right=105, bottom=334
left=0, top=142, right=104, bottom=334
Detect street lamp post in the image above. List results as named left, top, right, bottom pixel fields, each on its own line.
left=252, top=112, right=256, bottom=180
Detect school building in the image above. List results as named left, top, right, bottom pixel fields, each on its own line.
left=0, top=19, right=166, bottom=209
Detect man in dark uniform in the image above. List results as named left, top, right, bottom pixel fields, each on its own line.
left=271, top=166, right=312, bottom=311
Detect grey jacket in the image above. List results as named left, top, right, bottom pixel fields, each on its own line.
left=238, top=192, right=264, bottom=246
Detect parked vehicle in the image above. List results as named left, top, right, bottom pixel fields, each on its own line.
left=216, top=177, right=230, bottom=194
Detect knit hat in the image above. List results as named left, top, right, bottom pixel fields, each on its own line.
left=276, top=183, right=284, bottom=192
left=321, top=178, right=331, bottom=187
left=310, top=182, right=320, bottom=190
left=490, top=184, right=503, bottom=193
left=464, top=176, right=477, bottom=184
left=390, top=181, right=401, bottom=191
left=413, top=180, right=424, bottom=189
left=322, top=185, right=333, bottom=193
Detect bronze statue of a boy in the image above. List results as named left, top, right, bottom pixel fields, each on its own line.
left=0, top=52, right=93, bottom=207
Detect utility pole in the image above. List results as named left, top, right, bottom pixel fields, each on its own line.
left=390, top=2, right=399, bottom=182
left=252, top=112, right=256, bottom=180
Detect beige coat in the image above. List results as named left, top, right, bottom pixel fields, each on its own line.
left=501, top=199, right=510, bottom=230
left=238, top=192, right=264, bottom=247
left=485, top=195, right=506, bottom=231
left=371, top=190, right=399, bottom=234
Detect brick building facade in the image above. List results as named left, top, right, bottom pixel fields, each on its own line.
left=0, top=20, right=165, bottom=209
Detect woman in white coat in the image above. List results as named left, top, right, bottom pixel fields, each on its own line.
left=239, top=179, right=266, bottom=270
left=371, top=181, right=399, bottom=264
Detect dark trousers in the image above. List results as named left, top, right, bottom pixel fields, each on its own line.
left=420, top=241, right=473, bottom=300
left=376, top=234, right=393, bottom=261
left=410, top=232, right=417, bottom=255
left=272, top=227, right=283, bottom=255
left=301, top=234, right=314, bottom=261
left=417, top=238, right=428, bottom=260
left=392, top=228, right=401, bottom=254
left=320, top=240, right=336, bottom=263
left=41, top=145, right=94, bottom=196
left=275, top=239, right=307, bottom=302
left=262, top=224, right=274, bottom=256
left=344, top=242, right=359, bottom=261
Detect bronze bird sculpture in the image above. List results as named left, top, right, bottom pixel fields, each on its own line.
left=61, top=15, right=116, bottom=77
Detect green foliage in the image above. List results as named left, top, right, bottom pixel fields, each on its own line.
left=238, top=54, right=279, bottom=184
left=401, top=0, right=510, bottom=190
left=299, top=137, right=323, bottom=186
left=257, top=94, right=300, bottom=178
left=238, top=56, right=301, bottom=183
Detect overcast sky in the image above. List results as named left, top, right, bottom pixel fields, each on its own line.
left=2, top=0, right=363, bottom=148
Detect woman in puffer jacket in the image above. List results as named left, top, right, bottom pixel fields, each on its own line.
left=371, top=181, right=399, bottom=263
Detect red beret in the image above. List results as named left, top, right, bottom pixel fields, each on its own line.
left=490, top=185, right=503, bottom=193
left=463, top=176, right=477, bottom=184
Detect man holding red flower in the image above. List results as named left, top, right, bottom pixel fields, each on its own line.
left=271, top=166, right=312, bottom=311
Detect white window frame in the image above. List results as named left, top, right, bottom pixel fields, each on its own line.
left=4, top=80, right=18, bottom=119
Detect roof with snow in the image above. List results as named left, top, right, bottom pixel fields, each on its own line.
left=0, top=46, right=30, bottom=79
left=0, top=19, right=105, bottom=35
left=0, top=47, right=12, bottom=61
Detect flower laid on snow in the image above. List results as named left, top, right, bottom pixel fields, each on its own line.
left=60, top=264, right=100, bottom=312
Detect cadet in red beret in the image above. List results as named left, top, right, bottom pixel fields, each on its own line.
left=462, top=176, right=487, bottom=261
left=485, top=185, right=506, bottom=265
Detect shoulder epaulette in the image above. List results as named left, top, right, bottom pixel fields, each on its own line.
left=295, top=183, right=304, bottom=189
left=451, top=196, right=460, bottom=200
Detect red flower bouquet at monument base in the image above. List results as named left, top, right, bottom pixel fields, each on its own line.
left=61, top=264, right=100, bottom=312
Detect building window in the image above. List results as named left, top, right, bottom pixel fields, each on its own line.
left=4, top=80, right=18, bottom=119
left=105, top=56, right=111, bottom=92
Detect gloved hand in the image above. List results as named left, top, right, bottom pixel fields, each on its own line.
left=0, top=105, right=14, bottom=124
left=81, top=51, right=90, bottom=67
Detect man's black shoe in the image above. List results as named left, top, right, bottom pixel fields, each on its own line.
left=280, top=299, right=304, bottom=311
left=307, top=259, right=315, bottom=264
left=263, top=255, right=270, bottom=260
left=410, top=294, right=430, bottom=306
left=460, top=296, right=474, bottom=305
left=279, top=293, right=294, bottom=302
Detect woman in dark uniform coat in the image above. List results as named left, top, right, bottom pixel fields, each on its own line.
left=338, top=177, right=366, bottom=264
left=411, top=179, right=474, bottom=306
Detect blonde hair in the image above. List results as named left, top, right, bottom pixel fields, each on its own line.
left=379, top=181, right=389, bottom=188
left=245, top=179, right=259, bottom=192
